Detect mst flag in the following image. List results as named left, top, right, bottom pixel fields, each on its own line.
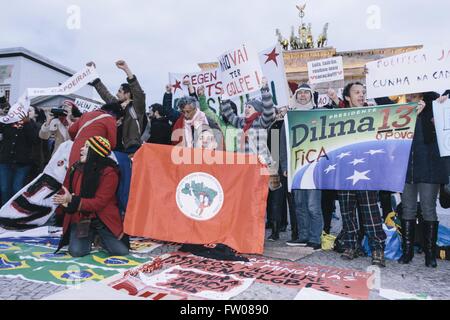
left=124, top=144, right=269, bottom=254
left=286, top=104, right=418, bottom=192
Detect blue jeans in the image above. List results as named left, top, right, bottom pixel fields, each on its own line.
left=69, top=219, right=129, bottom=257
left=292, top=190, right=323, bottom=244
left=0, top=163, right=31, bottom=206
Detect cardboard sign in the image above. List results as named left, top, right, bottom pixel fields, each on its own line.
left=433, top=99, right=450, bottom=157
left=366, top=47, right=450, bottom=99
left=218, top=45, right=263, bottom=99
left=308, top=57, right=344, bottom=85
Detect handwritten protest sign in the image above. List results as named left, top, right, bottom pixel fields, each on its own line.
left=218, top=44, right=263, bottom=99
left=366, top=47, right=450, bottom=99
left=74, top=98, right=101, bottom=114
left=149, top=252, right=371, bottom=300
left=308, top=57, right=344, bottom=85
left=138, top=266, right=255, bottom=300
left=433, top=99, right=450, bottom=157
left=169, top=44, right=289, bottom=116
left=169, top=69, right=223, bottom=109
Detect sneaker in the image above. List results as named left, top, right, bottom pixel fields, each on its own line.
left=307, top=242, right=322, bottom=251
left=371, top=250, right=386, bottom=268
left=341, top=249, right=358, bottom=260
left=286, top=239, right=308, bottom=247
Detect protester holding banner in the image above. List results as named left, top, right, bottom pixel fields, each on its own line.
left=87, top=60, right=146, bottom=154
left=39, top=101, right=78, bottom=156
left=267, top=107, right=293, bottom=235
left=222, top=80, right=280, bottom=240
left=143, top=103, right=172, bottom=145
left=399, top=92, right=449, bottom=268
left=0, top=110, right=39, bottom=206
left=281, top=83, right=323, bottom=249
left=335, top=82, right=387, bottom=266
left=196, top=85, right=240, bottom=153
left=171, top=95, right=224, bottom=149
left=53, top=136, right=129, bottom=257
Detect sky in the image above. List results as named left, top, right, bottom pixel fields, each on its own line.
left=1, top=0, right=449, bottom=104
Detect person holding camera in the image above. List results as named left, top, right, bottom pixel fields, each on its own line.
left=39, top=102, right=74, bottom=156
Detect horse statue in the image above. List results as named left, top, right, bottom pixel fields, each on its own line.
left=317, top=23, right=329, bottom=48
left=276, top=28, right=290, bottom=51
left=298, top=23, right=308, bottom=49
left=306, top=23, right=314, bottom=49
left=290, top=26, right=299, bottom=50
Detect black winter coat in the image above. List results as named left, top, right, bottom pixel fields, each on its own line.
left=0, top=121, right=39, bottom=165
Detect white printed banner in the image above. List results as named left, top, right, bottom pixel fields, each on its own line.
left=0, top=66, right=98, bottom=124
left=308, top=57, right=344, bottom=85
left=366, top=47, right=450, bottom=99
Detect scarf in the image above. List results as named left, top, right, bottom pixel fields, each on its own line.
left=184, top=110, right=209, bottom=148
left=240, top=112, right=261, bottom=151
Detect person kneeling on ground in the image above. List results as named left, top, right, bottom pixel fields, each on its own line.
left=53, top=136, right=129, bottom=257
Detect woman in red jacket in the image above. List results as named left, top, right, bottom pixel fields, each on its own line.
left=53, top=136, right=129, bottom=257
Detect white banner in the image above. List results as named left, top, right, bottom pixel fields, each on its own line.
left=308, top=56, right=344, bottom=85
left=366, top=47, right=450, bottom=99
left=75, top=98, right=102, bottom=114
left=0, top=66, right=98, bottom=124
left=169, top=69, right=223, bottom=110
left=218, top=44, right=263, bottom=99
left=259, top=44, right=290, bottom=108
left=433, top=99, right=450, bottom=157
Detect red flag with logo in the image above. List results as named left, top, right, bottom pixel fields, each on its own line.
left=124, top=144, right=269, bottom=254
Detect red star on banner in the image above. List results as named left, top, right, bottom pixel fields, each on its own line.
left=172, top=80, right=182, bottom=94
left=264, top=48, right=280, bottom=67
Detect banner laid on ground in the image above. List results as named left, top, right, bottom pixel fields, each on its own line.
left=286, top=104, right=418, bottom=192
left=0, top=66, right=98, bottom=124
left=124, top=252, right=372, bottom=300
left=0, top=240, right=148, bottom=286
left=308, top=56, right=344, bottom=85
left=433, top=99, right=450, bottom=157
left=137, top=266, right=255, bottom=300
left=124, top=144, right=269, bottom=254
left=218, top=44, right=263, bottom=100
left=366, top=47, right=450, bottom=99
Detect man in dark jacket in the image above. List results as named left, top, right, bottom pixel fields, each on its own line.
left=87, top=60, right=146, bottom=154
left=145, top=103, right=172, bottom=145
left=0, top=111, right=39, bottom=206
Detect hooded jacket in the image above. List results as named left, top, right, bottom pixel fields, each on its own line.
left=92, top=75, right=146, bottom=152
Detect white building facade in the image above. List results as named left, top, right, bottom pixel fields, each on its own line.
left=0, top=47, right=94, bottom=103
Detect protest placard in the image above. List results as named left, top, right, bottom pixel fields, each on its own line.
left=433, top=99, right=450, bottom=157
left=218, top=44, right=263, bottom=99
left=308, top=57, right=344, bottom=85
left=366, top=47, right=450, bottom=99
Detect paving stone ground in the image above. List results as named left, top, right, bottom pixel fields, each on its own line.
left=1, top=211, right=449, bottom=300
